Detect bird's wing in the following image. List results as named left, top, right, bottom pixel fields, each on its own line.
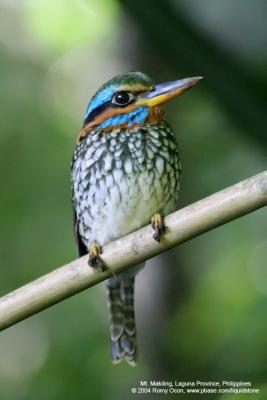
left=71, top=154, right=88, bottom=257
left=72, top=205, right=88, bottom=257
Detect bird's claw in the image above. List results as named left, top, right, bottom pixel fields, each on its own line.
left=151, top=213, right=166, bottom=242
left=88, top=242, right=104, bottom=272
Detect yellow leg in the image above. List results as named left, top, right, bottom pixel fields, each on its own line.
left=88, top=241, right=104, bottom=271
left=151, top=213, right=166, bottom=242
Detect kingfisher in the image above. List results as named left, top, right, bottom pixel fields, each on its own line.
left=71, top=72, right=202, bottom=365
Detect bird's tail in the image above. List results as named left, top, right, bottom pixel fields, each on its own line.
left=106, top=276, right=137, bottom=366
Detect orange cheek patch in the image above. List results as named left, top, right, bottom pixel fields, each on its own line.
left=76, top=104, right=160, bottom=144
left=76, top=104, right=139, bottom=143
left=86, top=103, right=138, bottom=129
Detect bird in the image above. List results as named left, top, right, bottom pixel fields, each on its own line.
left=71, top=72, right=202, bottom=366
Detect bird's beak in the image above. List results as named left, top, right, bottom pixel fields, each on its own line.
left=137, top=76, right=203, bottom=107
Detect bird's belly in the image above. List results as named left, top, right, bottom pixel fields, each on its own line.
left=76, top=166, right=177, bottom=248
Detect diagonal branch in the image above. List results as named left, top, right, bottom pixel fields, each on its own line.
left=0, top=171, right=266, bottom=331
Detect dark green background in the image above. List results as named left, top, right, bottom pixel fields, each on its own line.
left=0, top=1, right=266, bottom=399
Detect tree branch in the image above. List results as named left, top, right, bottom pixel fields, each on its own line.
left=0, top=171, right=266, bottom=331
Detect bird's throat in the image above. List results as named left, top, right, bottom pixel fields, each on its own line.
left=145, top=106, right=164, bottom=125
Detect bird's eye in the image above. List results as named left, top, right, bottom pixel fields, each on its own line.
left=112, top=91, right=134, bottom=106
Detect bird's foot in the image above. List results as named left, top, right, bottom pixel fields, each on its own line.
left=88, top=242, right=104, bottom=272
left=151, top=213, right=166, bottom=242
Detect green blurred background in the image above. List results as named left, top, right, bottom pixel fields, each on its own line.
left=0, top=0, right=266, bottom=399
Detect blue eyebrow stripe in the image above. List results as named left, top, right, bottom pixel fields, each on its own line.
left=85, top=87, right=115, bottom=119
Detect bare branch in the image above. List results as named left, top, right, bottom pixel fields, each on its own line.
left=0, top=171, right=266, bottom=331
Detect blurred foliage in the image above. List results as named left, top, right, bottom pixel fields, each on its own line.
left=26, top=0, right=119, bottom=52
left=0, top=0, right=266, bottom=399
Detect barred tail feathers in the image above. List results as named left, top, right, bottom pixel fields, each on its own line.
left=106, top=276, right=137, bottom=366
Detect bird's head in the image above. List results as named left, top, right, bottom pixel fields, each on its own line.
left=78, top=72, right=202, bottom=142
